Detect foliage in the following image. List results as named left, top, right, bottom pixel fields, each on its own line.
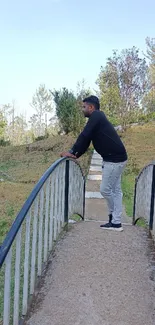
left=52, top=80, right=91, bottom=135
left=142, top=38, right=155, bottom=115
left=137, top=111, right=155, bottom=123
left=0, top=139, right=10, bottom=146
left=12, top=115, right=28, bottom=145
left=97, top=59, right=121, bottom=125
left=75, top=80, right=91, bottom=133
left=30, top=84, right=53, bottom=137
left=34, top=134, right=49, bottom=141
left=142, top=88, right=155, bottom=113
left=52, top=88, right=77, bottom=134
left=146, top=37, right=155, bottom=86
left=0, top=111, right=6, bottom=139
left=97, top=47, right=148, bottom=128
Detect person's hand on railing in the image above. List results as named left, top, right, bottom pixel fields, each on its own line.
left=60, top=151, right=77, bottom=159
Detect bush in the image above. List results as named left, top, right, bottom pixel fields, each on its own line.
left=0, top=139, right=11, bottom=146
left=137, top=112, right=155, bottom=123
left=34, top=133, right=49, bottom=142
left=52, top=88, right=85, bottom=135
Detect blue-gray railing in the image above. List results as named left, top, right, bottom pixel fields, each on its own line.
left=133, top=161, right=155, bottom=237
left=0, top=157, right=85, bottom=325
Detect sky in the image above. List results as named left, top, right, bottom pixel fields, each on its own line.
left=0, top=0, right=155, bottom=120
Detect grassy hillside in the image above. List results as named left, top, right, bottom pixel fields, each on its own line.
left=0, top=134, right=92, bottom=243
left=1, top=122, right=155, bottom=242
left=121, top=122, right=155, bottom=217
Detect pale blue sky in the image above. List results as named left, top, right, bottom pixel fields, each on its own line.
left=0, top=0, right=155, bottom=119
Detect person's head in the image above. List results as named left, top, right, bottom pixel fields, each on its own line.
left=82, top=95, right=100, bottom=117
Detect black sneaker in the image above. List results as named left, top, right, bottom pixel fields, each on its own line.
left=100, top=222, right=123, bottom=232
left=109, top=214, right=112, bottom=223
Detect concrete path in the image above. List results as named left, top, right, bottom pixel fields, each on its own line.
left=26, top=152, right=155, bottom=325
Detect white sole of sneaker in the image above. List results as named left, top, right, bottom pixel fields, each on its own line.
left=100, top=227, right=123, bottom=232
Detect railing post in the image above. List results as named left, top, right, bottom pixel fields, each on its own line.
left=82, top=177, right=86, bottom=220
left=132, top=177, right=137, bottom=225
left=149, top=165, right=155, bottom=230
left=3, top=248, right=12, bottom=325
left=64, top=160, right=69, bottom=223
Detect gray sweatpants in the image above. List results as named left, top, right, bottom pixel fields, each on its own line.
left=100, top=160, right=127, bottom=224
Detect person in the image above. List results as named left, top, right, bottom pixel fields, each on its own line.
left=60, top=95, right=127, bottom=231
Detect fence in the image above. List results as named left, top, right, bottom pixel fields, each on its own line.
left=0, top=157, right=85, bottom=325
left=133, top=161, right=155, bottom=238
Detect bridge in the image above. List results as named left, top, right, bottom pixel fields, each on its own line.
left=0, top=152, right=155, bottom=325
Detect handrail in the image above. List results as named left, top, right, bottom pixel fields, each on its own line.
left=133, top=161, right=155, bottom=235
left=0, top=157, right=84, bottom=267
left=0, top=156, right=85, bottom=325
left=135, top=160, right=155, bottom=182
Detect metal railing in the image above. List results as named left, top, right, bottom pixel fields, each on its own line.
left=133, top=161, right=155, bottom=237
left=0, top=157, right=85, bottom=325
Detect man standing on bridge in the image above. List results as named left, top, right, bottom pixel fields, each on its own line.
left=60, top=95, right=127, bottom=231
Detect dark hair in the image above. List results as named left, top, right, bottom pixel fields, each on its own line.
left=83, top=95, right=100, bottom=110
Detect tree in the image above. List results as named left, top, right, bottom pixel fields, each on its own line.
left=9, top=100, right=15, bottom=144
left=52, top=88, right=78, bottom=134
left=30, top=84, right=53, bottom=137
left=146, top=37, right=155, bottom=86
left=1, top=103, right=12, bottom=121
left=52, top=80, right=92, bottom=135
left=1, top=101, right=16, bottom=144
left=97, top=63, right=122, bottom=125
left=75, top=80, right=91, bottom=133
left=52, top=83, right=92, bottom=135
left=29, top=114, right=41, bottom=140
left=142, top=88, right=155, bottom=113
left=142, top=38, right=155, bottom=114
left=76, top=79, right=91, bottom=100
left=4, top=113, right=27, bottom=145
left=13, top=115, right=27, bottom=145
left=0, top=110, right=6, bottom=139
left=97, top=47, right=148, bottom=128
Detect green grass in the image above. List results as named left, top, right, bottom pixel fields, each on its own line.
left=0, top=134, right=92, bottom=243
left=122, top=173, right=135, bottom=217
left=70, top=214, right=82, bottom=222
left=135, top=218, right=148, bottom=228
left=121, top=122, right=155, bottom=219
